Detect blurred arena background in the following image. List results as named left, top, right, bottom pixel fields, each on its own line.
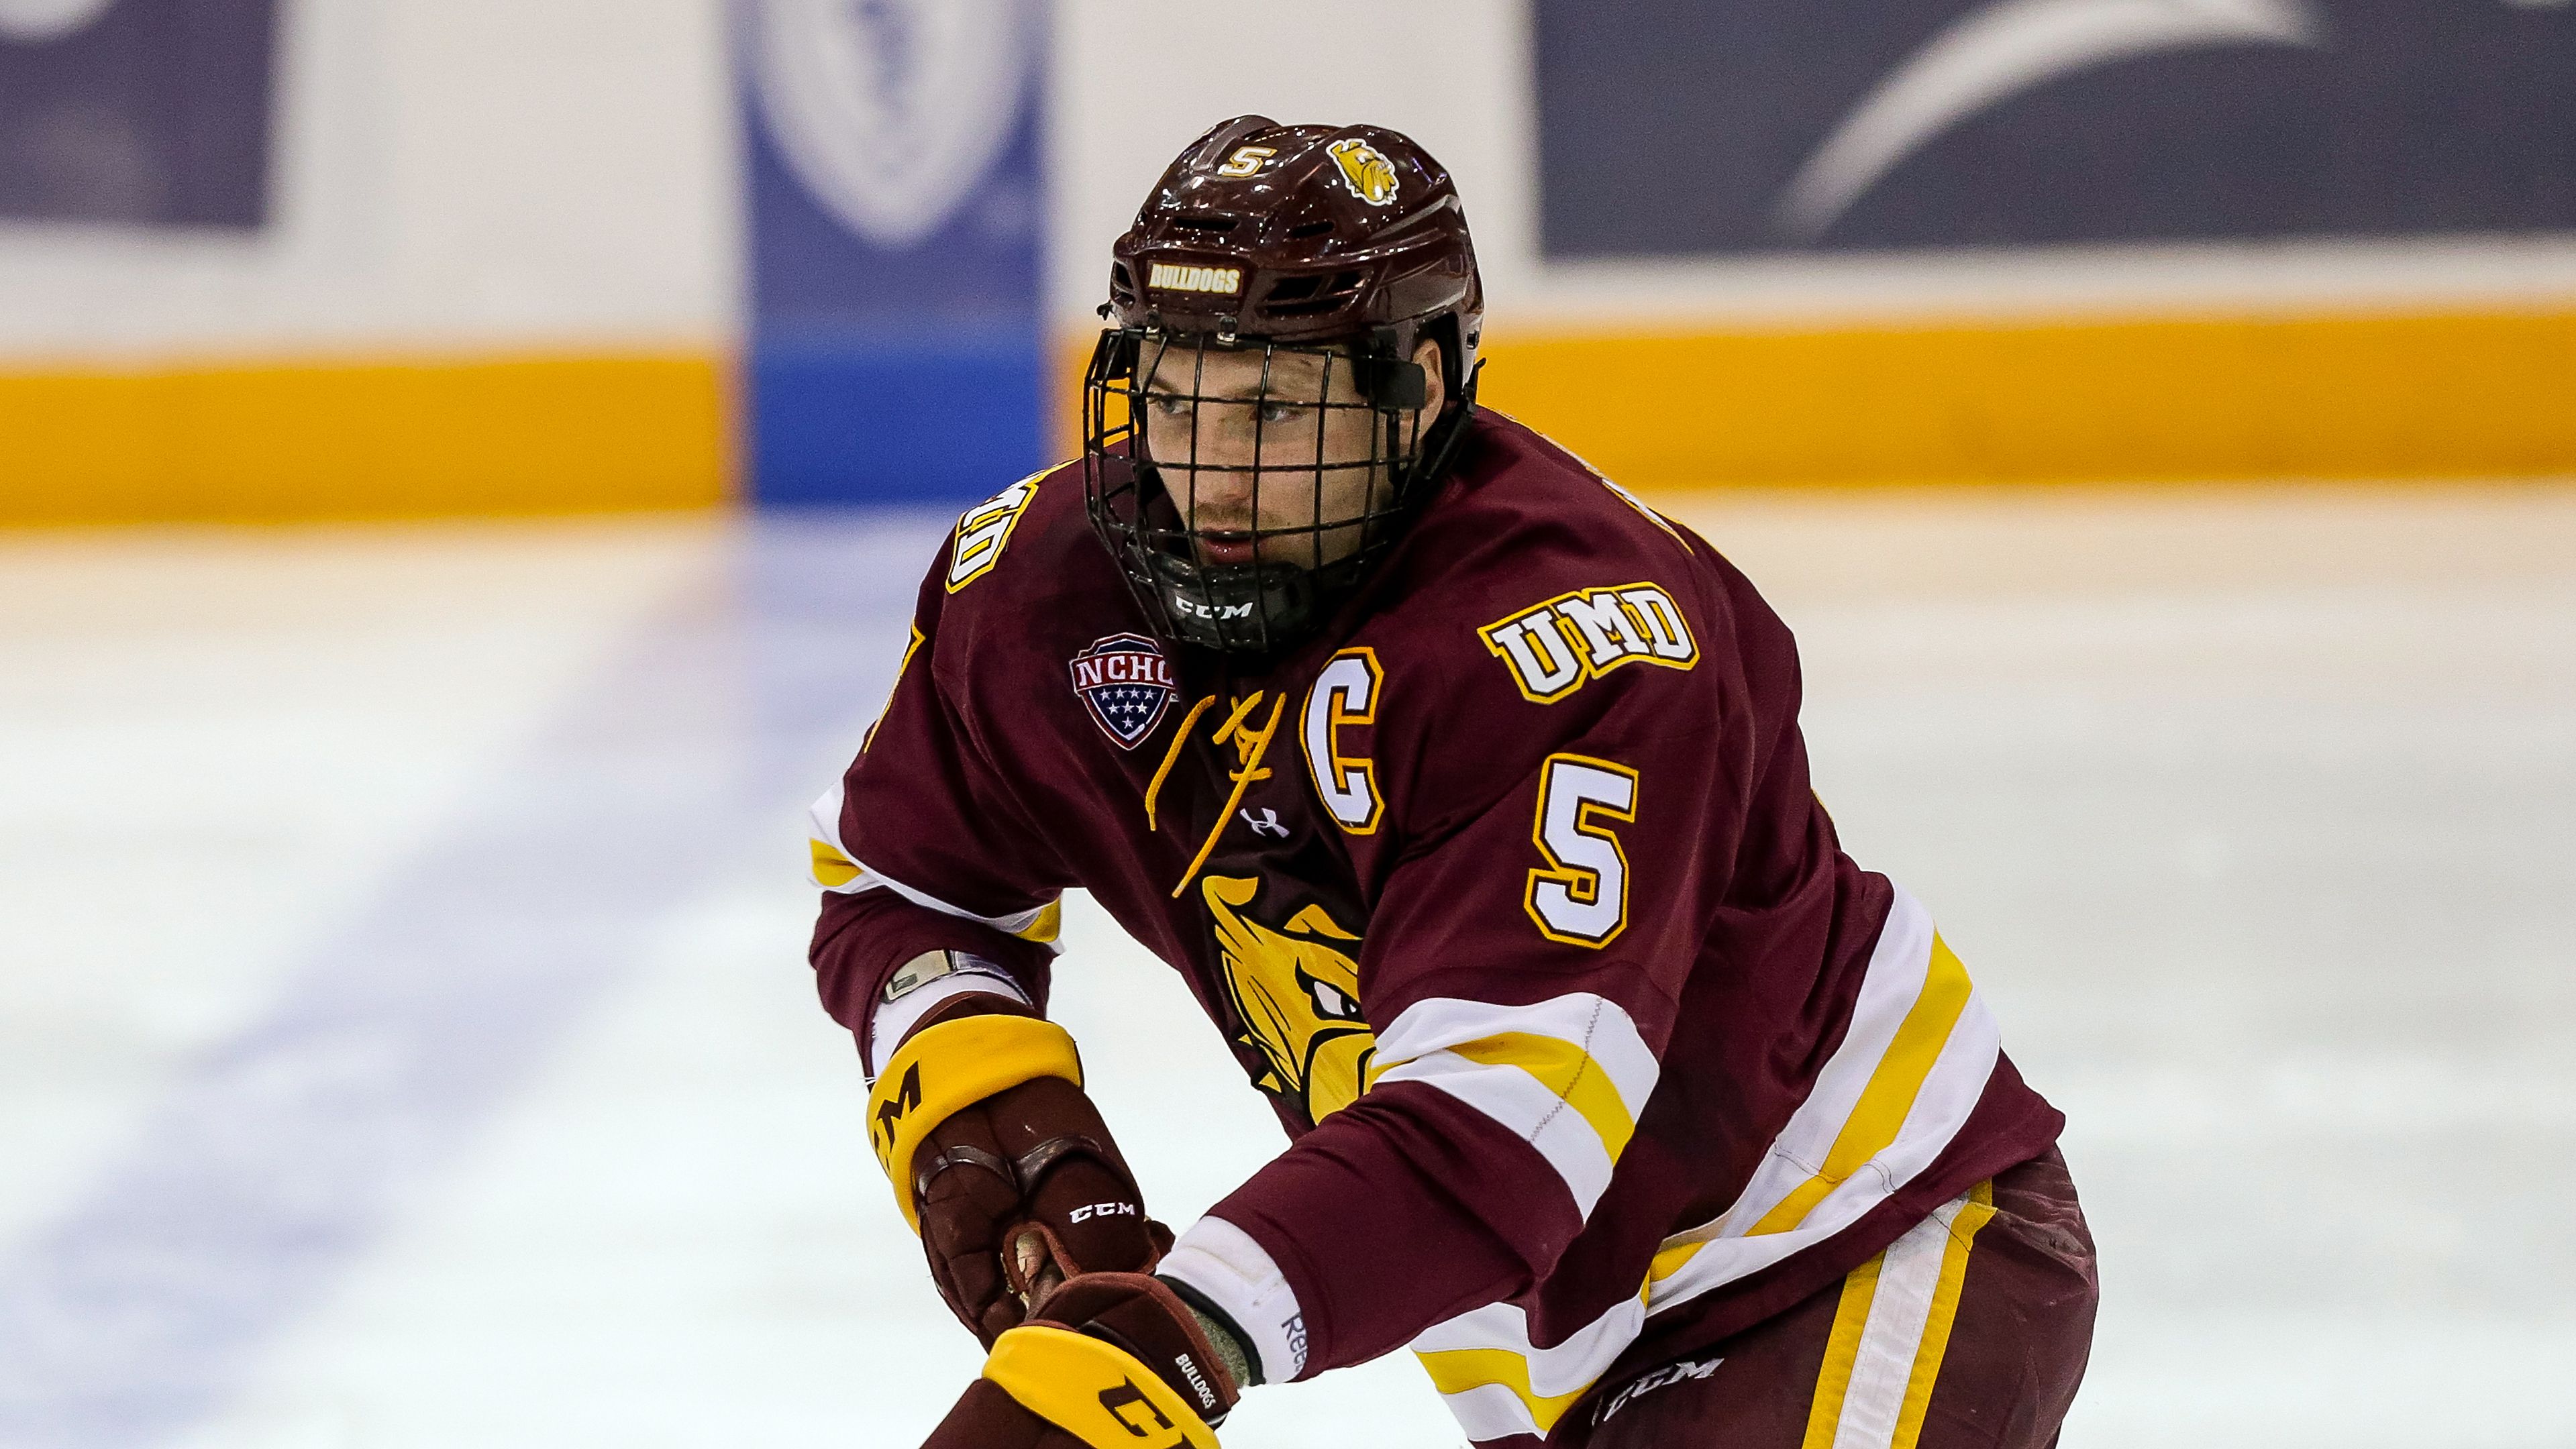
left=2, top=2, right=2571, bottom=1446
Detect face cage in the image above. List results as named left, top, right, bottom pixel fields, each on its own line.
left=1082, top=329, right=1434, bottom=656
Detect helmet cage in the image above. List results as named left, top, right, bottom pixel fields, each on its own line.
left=1083, top=325, right=1467, bottom=655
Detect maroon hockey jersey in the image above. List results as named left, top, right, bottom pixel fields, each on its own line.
left=807, top=411, right=2063, bottom=1446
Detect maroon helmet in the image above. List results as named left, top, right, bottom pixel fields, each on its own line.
left=1083, top=116, right=1485, bottom=655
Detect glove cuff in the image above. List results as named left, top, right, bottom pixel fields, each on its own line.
left=866, top=1013, right=1082, bottom=1233
left=982, top=1324, right=1221, bottom=1448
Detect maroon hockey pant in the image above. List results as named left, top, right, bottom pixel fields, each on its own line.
left=1572, top=1148, right=2097, bottom=1449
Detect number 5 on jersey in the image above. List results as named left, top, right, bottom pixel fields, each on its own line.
left=1525, top=753, right=1638, bottom=948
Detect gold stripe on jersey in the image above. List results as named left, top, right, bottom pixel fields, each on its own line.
left=805, top=782, right=1064, bottom=946
left=1399, top=890, right=2001, bottom=1446
left=1412, top=1295, right=1650, bottom=1441
left=1747, top=932, right=1976, bottom=1236
left=1645, top=890, right=1998, bottom=1298
left=1800, top=1183, right=1997, bottom=1449
left=810, top=836, right=864, bottom=889
left=1372, top=992, right=1659, bottom=1221
left=1802, top=1248, right=1884, bottom=1449
left=1895, top=1183, right=1997, bottom=1449
left=1447, top=1032, right=1639, bottom=1163
left=1416, top=1346, right=1592, bottom=1434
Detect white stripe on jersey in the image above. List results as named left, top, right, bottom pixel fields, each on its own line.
left=806, top=781, right=1061, bottom=947
left=1370, top=992, right=1659, bottom=1220
left=1404, top=888, right=2001, bottom=1444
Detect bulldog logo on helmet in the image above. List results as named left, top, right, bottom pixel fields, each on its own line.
left=1069, top=633, right=1178, bottom=749
left=1327, top=137, right=1400, bottom=207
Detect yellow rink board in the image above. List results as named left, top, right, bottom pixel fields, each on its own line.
left=1472, top=307, right=2576, bottom=488
left=7, top=309, right=2569, bottom=525
left=1, top=351, right=731, bottom=525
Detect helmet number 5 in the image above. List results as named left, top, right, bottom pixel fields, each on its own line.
left=1215, top=145, right=1278, bottom=177
left=1525, top=754, right=1638, bottom=949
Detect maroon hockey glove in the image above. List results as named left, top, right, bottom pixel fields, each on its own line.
left=921, top=1273, right=1239, bottom=1449
left=902, top=1000, right=1172, bottom=1346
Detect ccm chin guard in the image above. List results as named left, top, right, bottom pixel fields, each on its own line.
left=984, top=1324, right=1223, bottom=1449
left=867, top=1014, right=1084, bottom=1234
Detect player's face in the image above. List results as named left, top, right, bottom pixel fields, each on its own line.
left=1139, top=337, right=1445, bottom=571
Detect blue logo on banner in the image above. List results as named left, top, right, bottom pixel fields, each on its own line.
left=741, top=0, right=1047, bottom=506
left=1537, top=0, right=2576, bottom=255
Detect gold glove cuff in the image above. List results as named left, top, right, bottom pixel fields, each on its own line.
left=866, top=1013, right=1082, bottom=1234
left=983, top=1324, right=1220, bottom=1449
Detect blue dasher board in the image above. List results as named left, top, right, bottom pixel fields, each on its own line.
left=0, top=0, right=278, bottom=227
left=1536, top=0, right=2576, bottom=256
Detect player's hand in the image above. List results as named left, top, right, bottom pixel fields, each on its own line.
left=914, top=1067, right=1171, bottom=1346
left=921, top=1273, right=1236, bottom=1448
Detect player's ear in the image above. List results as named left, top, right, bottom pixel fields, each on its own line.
left=1410, top=337, right=1446, bottom=418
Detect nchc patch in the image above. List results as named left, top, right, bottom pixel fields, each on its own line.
left=1068, top=632, right=1178, bottom=749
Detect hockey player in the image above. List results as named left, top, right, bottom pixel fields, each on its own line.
left=805, top=118, right=2097, bottom=1448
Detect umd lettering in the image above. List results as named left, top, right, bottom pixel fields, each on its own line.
left=1478, top=581, right=1699, bottom=703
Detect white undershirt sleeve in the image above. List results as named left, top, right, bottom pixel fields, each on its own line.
left=1157, top=1214, right=1310, bottom=1385
left=862, top=963, right=1033, bottom=1078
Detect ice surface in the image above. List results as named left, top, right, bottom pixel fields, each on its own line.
left=0, top=488, right=2568, bottom=1448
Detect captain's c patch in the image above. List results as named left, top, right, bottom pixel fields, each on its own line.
left=1480, top=582, right=1698, bottom=703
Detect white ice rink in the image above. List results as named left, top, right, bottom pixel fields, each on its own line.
left=3, top=488, right=2571, bottom=1448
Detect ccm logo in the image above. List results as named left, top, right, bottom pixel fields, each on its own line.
left=1172, top=594, right=1255, bottom=621
left=1068, top=1201, right=1139, bottom=1224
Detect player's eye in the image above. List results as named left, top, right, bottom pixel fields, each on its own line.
left=1145, top=392, right=1191, bottom=417
left=1258, top=400, right=1308, bottom=425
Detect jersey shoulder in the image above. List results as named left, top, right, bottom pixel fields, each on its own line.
left=926, top=457, right=1103, bottom=607
left=904, top=458, right=1156, bottom=712
left=1355, top=410, right=1735, bottom=706
left=1327, top=412, right=1764, bottom=834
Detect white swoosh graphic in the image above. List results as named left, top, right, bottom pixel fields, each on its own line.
left=1773, top=0, right=2326, bottom=242
left=0, top=0, right=116, bottom=42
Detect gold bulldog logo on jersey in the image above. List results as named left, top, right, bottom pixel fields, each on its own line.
left=1327, top=138, right=1400, bottom=207
left=1201, top=875, right=1376, bottom=1122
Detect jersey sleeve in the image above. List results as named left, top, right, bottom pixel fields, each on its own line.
left=807, top=549, right=1077, bottom=1065
left=1179, top=618, right=1752, bottom=1377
